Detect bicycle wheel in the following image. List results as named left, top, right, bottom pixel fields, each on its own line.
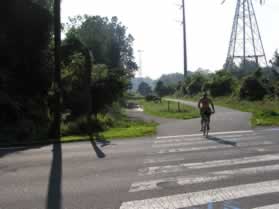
left=205, top=119, right=209, bottom=138
left=203, top=117, right=209, bottom=138
left=202, top=120, right=207, bottom=137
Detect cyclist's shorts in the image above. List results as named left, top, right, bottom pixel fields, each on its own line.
left=200, top=108, right=212, bottom=117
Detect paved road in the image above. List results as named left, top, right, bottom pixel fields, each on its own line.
left=1, top=103, right=279, bottom=209
left=160, top=98, right=252, bottom=136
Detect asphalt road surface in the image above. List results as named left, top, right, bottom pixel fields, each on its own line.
left=1, top=101, right=279, bottom=209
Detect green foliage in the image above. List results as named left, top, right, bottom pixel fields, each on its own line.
left=91, top=66, right=131, bottom=115
left=273, top=81, right=279, bottom=97
left=66, top=15, right=137, bottom=72
left=145, top=95, right=161, bottom=102
left=185, top=73, right=208, bottom=96
left=228, top=60, right=259, bottom=78
left=208, top=70, right=235, bottom=97
left=137, top=82, right=152, bottom=96
left=61, top=113, right=157, bottom=140
left=139, top=100, right=200, bottom=120
left=214, top=97, right=279, bottom=127
left=60, top=35, right=92, bottom=119
left=0, top=0, right=52, bottom=139
left=131, top=77, right=155, bottom=92
left=239, top=76, right=268, bottom=101
left=154, top=80, right=174, bottom=98
left=64, top=16, right=137, bottom=117
left=159, top=73, right=184, bottom=86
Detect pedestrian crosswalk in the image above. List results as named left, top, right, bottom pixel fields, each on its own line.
left=119, top=130, right=279, bottom=209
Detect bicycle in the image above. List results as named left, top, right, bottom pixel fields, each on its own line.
left=201, top=114, right=210, bottom=138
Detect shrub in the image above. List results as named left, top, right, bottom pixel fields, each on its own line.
left=209, top=77, right=234, bottom=97
left=239, top=76, right=268, bottom=101
left=272, top=81, right=279, bottom=98
left=145, top=94, right=161, bottom=102
left=187, top=77, right=205, bottom=95
left=207, top=70, right=235, bottom=97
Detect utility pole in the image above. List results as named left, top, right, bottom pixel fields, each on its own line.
left=53, top=0, right=61, bottom=139
left=138, top=50, right=144, bottom=77
left=182, top=0, right=188, bottom=79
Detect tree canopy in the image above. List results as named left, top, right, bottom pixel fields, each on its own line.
left=137, top=82, right=152, bottom=96
left=1, top=0, right=52, bottom=139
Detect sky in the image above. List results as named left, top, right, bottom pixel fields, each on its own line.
left=62, top=0, right=279, bottom=79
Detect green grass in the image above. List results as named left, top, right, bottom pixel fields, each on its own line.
left=62, top=118, right=158, bottom=142
left=171, top=95, right=279, bottom=127
left=61, top=122, right=157, bottom=142
left=0, top=115, right=157, bottom=146
left=61, top=118, right=157, bottom=142
left=138, top=99, right=200, bottom=120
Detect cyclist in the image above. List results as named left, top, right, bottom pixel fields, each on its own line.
left=198, top=92, right=215, bottom=131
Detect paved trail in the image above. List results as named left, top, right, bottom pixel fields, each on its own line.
left=1, top=101, right=279, bottom=209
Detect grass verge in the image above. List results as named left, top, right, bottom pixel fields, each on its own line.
left=0, top=115, right=157, bottom=147
left=62, top=119, right=157, bottom=142
left=138, top=99, right=200, bottom=120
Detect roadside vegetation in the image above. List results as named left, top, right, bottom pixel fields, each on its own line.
left=130, top=77, right=199, bottom=120
left=1, top=109, right=157, bottom=146
left=138, top=99, right=199, bottom=120
left=1, top=2, right=157, bottom=146
left=174, top=95, right=279, bottom=127
left=171, top=53, right=279, bottom=127
left=134, top=52, right=279, bottom=127
left=214, top=97, right=279, bottom=126
left=62, top=116, right=157, bottom=143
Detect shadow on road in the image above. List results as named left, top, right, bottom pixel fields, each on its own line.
left=46, top=143, right=62, bottom=209
left=95, top=135, right=111, bottom=148
left=0, top=145, right=42, bottom=158
left=91, top=140, right=106, bottom=158
left=207, top=136, right=237, bottom=146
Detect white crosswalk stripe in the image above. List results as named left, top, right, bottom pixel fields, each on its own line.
left=120, top=130, right=279, bottom=209
left=154, top=133, right=258, bottom=144
left=131, top=164, right=279, bottom=192
left=153, top=135, right=263, bottom=148
left=253, top=203, right=279, bottom=209
left=120, top=180, right=279, bottom=209
left=144, top=157, right=185, bottom=164
left=157, top=141, right=273, bottom=154
left=140, top=153, right=279, bottom=175
left=156, top=130, right=254, bottom=139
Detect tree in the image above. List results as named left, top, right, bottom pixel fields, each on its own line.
left=65, top=15, right=137, bottom=116
left=208, top=70, right=235, bottom=97
left=138, top=82, right=152, bottom=96
left=154, top=80, right=169, bottom=98
left=185, top=73, right=208, bottom=96
left=66, top=15, right=137, bottom=73
left=0, top=0, right=52, bottom=139
left=61, top=35, right=90, bottom=117
left=270, top=51, right=279, bottom=97
left=159, top=73, right=184, bottom=86
left=240, top=76, right=267, bottom=101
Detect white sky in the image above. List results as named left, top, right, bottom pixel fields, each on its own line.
left=62, top=0, right=279, bottom=79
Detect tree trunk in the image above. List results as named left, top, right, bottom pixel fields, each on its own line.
left=85, top=50, right=93, bottom=140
